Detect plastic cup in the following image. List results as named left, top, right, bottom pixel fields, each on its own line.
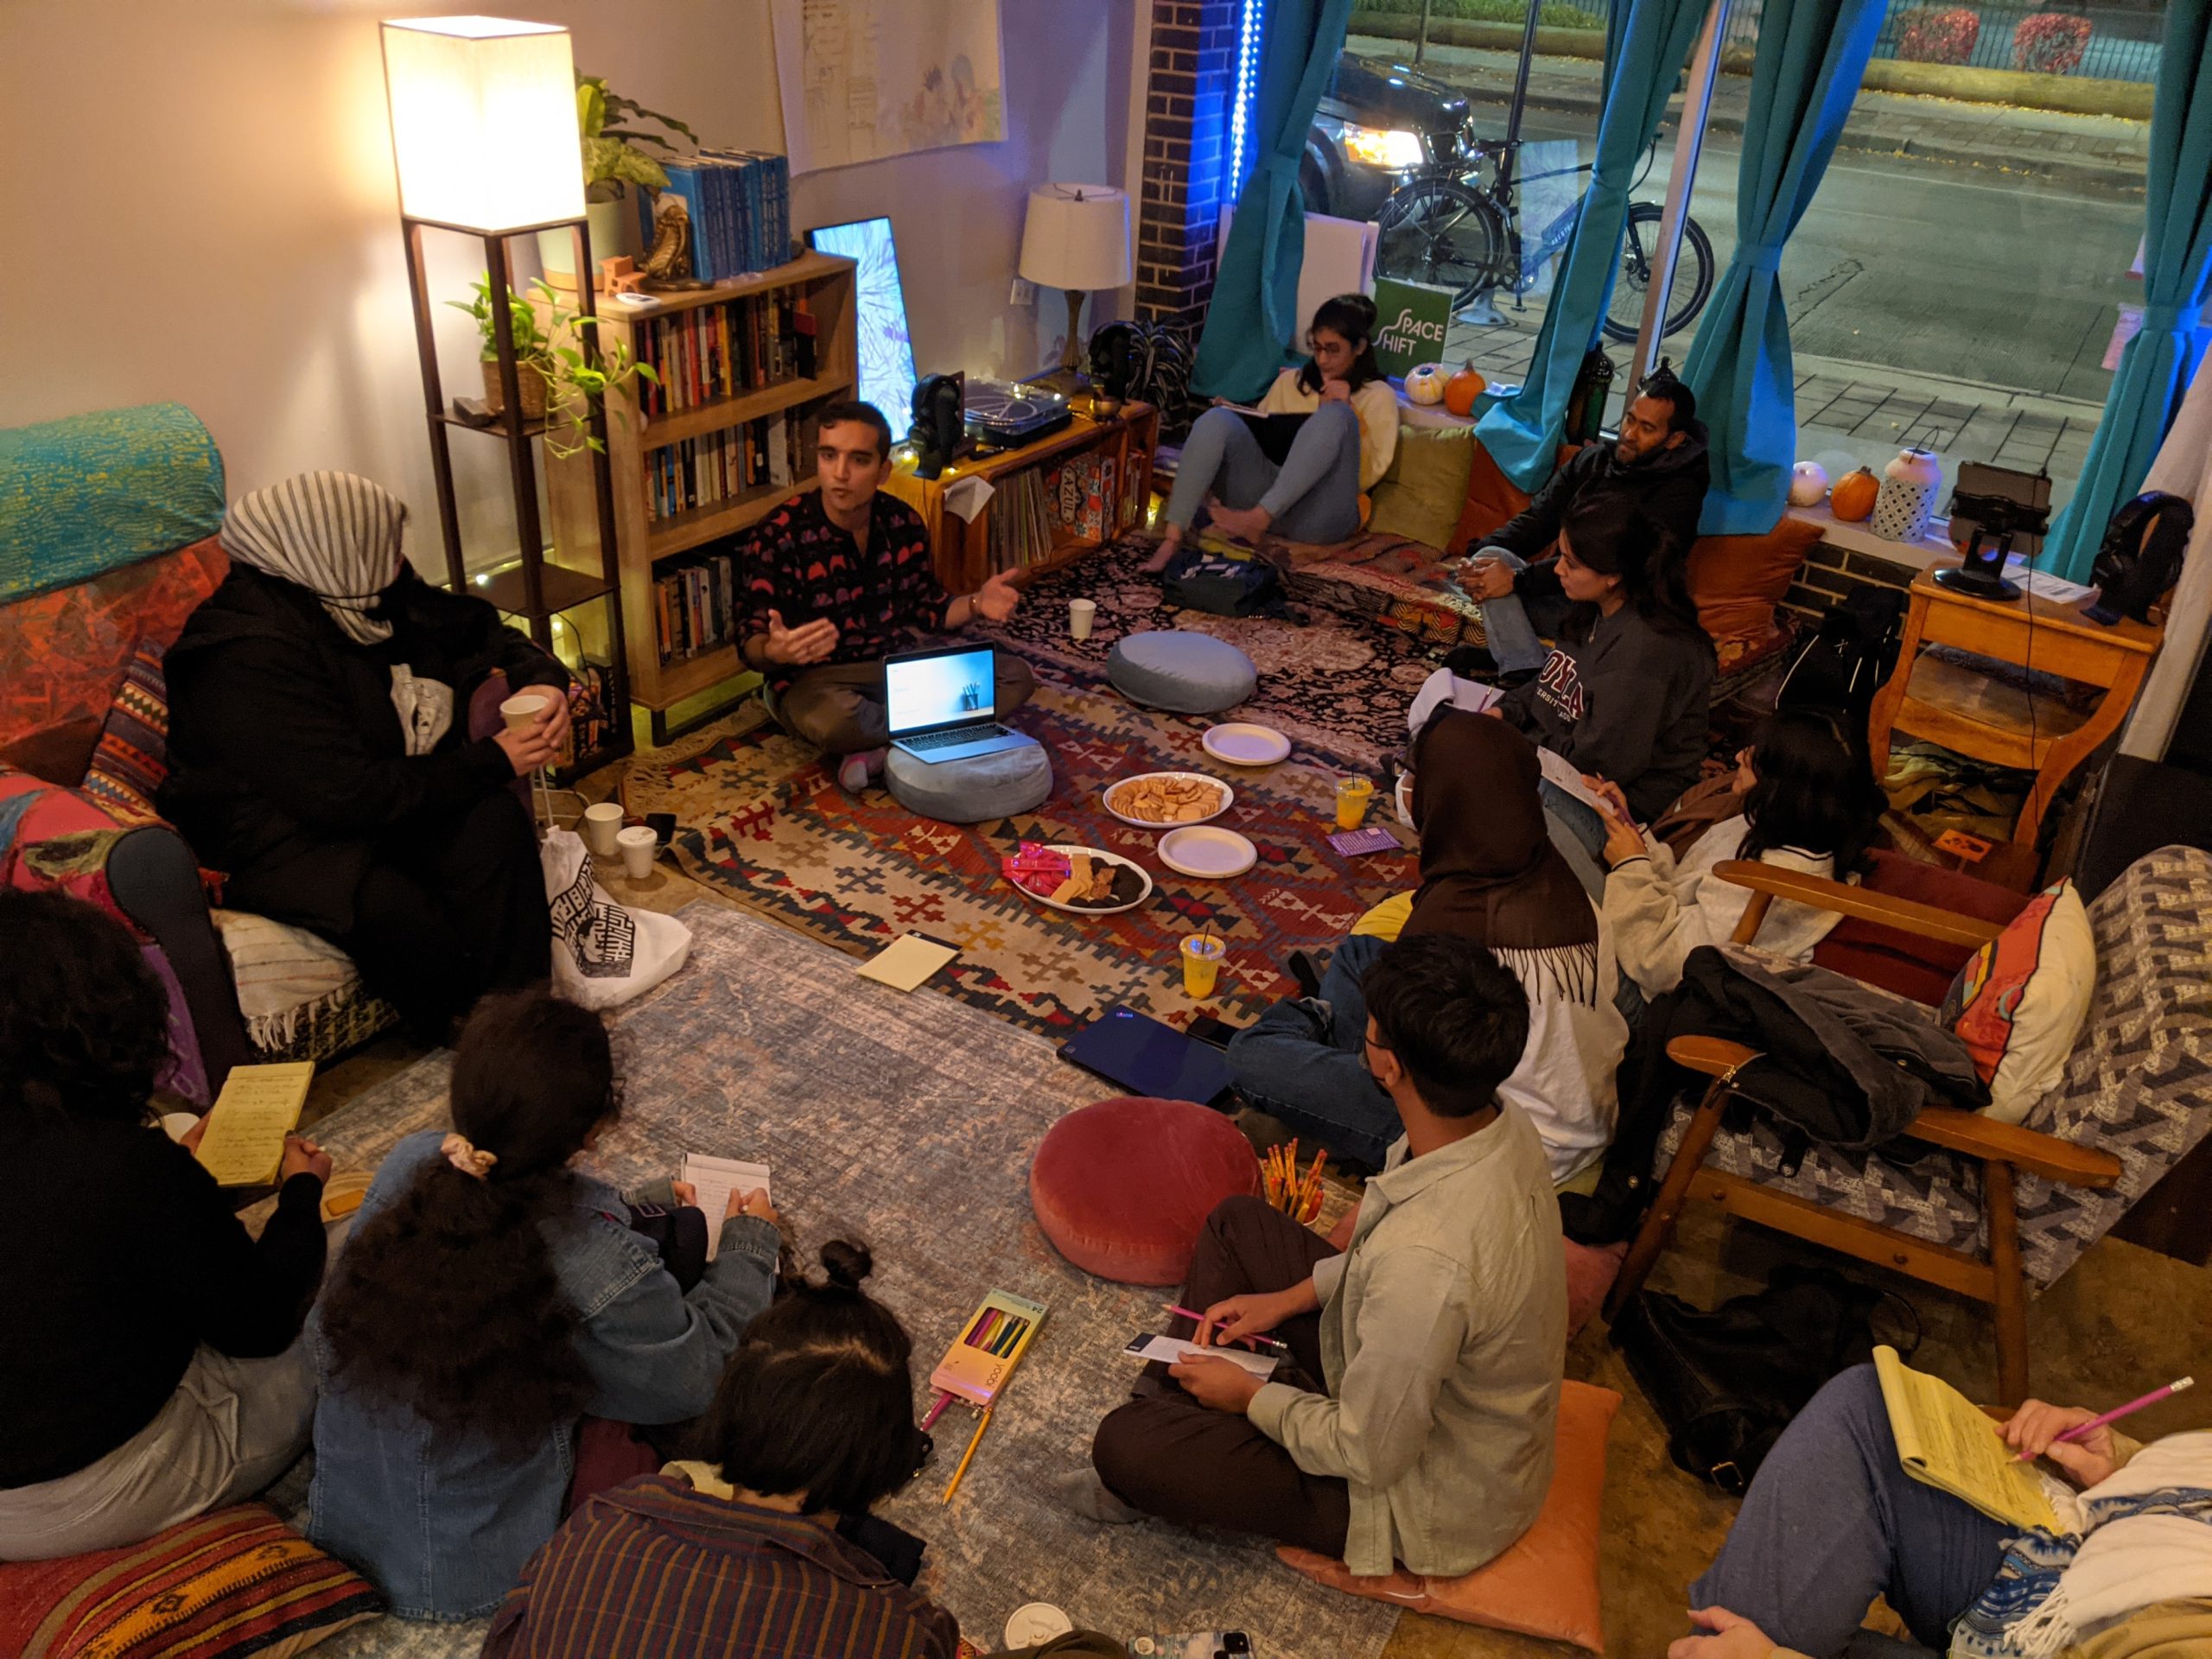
left=500, top=689, right=555, bottom=732
left=582, top=802, right=624, bottom=857
left=616, top=824, right=658, bottom=880
left=1180, top=933, right=1224, bottom=999
left=1335, top=775, right=1375, bottom=830
left=1068, top=597, right=1097, bottom=641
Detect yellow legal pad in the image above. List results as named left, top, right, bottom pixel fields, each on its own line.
left=192, top=1062, right=315, bottom=1187
left=1873, top=1344, right=2062, bottom=1533
left=856, top=933, right=959, bottom=992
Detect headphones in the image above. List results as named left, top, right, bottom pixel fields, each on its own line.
left=2087, top=490, right=2194, bottom=626
left=907, top=374, right=966, bottom=481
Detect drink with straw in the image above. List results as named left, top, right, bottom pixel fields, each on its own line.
left=1180, top=930, right=1224, bottom=998
left=1335, top=775, right=1375, bottom=830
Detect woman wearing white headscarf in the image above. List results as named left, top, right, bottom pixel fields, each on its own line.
left=161, top=473, right=570, bottom=1039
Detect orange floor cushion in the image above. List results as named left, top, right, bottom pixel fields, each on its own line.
left=1031, top=1096, right=1261, bottom=1285
left=1445, top=437, right=1535, bottom=557
left=1685, top=516, right=1822, bottom=671
left=1277, top=1378, right=1622, bottom=1652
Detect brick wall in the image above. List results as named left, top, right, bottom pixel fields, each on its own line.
left=1136, top=0, right=1241, bottom=332
left=1782, top=539, right=1922, bottom=622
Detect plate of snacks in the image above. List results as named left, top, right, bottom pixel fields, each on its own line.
left=1001, top=842, right=1154, bottom=915
left=1103, top=772, right=1232, bottom=829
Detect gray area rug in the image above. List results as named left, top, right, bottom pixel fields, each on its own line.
left=298, top=902, right=1396, bottom=1659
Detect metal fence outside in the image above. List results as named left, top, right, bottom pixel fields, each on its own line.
left=1723, top=0, right=2164, bottom=82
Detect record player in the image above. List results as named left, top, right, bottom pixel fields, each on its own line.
left=963, top=378, right=1072, bottom=447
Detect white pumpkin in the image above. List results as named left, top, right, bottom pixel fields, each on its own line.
left=1404, top=363, right=1447, bottom=406
left=1788, top=461, right=1830, bottom=507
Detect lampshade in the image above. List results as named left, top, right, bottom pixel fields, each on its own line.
left=381, top=16, right=584, bottom=232
left=1019, top=183, right=1134, bottom=293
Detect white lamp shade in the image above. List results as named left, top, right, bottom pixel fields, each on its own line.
left=1019, top=183, right=1134, bottom=293
left=381, top=16, right=584, bottom=232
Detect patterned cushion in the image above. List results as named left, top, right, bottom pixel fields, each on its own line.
left=1654, top=848, right=2212, bottom=1289
left=209, top=908, right=396, bottom=1060
left=0, top=1502, right=381, bottom=1658
left=83, top=641, right=171, bottom=825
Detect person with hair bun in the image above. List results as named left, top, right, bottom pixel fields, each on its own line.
left=1143, top=293, right=1399, bottom=571
left=0, top=891, right=328, bottom=1560
left=308, top=989, right=778, bottom=1620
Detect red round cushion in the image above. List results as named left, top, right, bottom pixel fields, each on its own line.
left=1030, top=1096, right=1261, bottom=1286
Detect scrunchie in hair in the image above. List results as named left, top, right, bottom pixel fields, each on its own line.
left=441, top=1133, right=498, bottom=1180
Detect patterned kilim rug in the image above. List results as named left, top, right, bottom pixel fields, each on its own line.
left=622, top=666, right=1426, bottom=1035
left=297, top=905, right=1399, bottom=1659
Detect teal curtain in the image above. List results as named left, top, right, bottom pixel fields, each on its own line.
left=1475, top=0, right=1707, bottom=489
left=1680, top=0, right=1884, bottom=535
left=1191, top=0, right=1357, bottom=400
left=2042, top=4, right=2212, bottom=584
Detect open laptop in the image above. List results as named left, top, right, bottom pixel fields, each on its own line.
left=885, top=644, right=1029, bottom=764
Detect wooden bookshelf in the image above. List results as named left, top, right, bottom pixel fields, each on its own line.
left=544, top=250, right=857, bottom=734
left=884, top=403, right=1160, bottom=594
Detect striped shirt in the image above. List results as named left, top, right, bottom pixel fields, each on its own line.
left=482, top=1474, right=960, bottom=1659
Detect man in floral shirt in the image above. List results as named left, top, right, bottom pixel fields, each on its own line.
left=741, top=401, right=1032, bottom=791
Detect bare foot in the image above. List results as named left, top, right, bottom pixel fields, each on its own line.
left=1209, top=502, right=1272, bottom=543
left=1139, top=532, right=1181, bottom=575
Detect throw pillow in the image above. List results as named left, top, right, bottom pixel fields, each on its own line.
left=1684, top=517, right=1823, bottom=664
left=0, top=1503, right=383, bottom=1658
left=1445, top=435, right=1535, bottom=557
left=83, top=641, right=171, bottom=825
left=1939, top=879, right=2096, bottom=1124
left=1277, top=1379, right=1622, bottom=1651
left=1367, top=426, right=1476, bottom=551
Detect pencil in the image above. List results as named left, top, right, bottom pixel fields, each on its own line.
left=940, top=1405, right=994, bottom=1503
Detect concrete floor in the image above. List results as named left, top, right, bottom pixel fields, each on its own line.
left=307, top=734, right=2212, bottom=1658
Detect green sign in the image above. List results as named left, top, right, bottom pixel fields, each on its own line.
left=1371, top=276, right=1454, bottom=379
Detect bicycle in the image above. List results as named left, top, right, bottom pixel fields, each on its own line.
left=1376, top=136, right=1716, bottom=346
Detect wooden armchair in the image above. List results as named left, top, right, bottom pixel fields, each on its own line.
left=1604, top=860, right=2125, bottom=1404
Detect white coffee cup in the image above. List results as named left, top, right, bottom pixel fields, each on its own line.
left=1068, top=597, right=1097, bottom=641
left=582, top=802, right=624, bottom=857
left=500, top=689, right=555, bottom=732
left=616, top=823, right=658, bottom=880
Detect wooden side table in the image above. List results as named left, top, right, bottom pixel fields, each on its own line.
left=1867, top=564, right=2163, bottom=852
left=885, top=403, right=1159, bottom=594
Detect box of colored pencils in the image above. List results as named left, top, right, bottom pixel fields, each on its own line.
left=930, top=1289, right=1048, bottom=1408
left=1264, top=1140, right=1327, bottom=1225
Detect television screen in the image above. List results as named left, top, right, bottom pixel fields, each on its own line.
left=805, top=216, right=919, bottom=429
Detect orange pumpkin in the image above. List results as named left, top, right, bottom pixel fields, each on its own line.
left=1830, top=466, right=1879, bottom=523
left=1442, top=363, right=1487, bottom=417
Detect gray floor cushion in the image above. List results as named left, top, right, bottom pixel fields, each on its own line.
left=887, top=736, right=1054, bottom=823
left=1107, top=629, right=1258, bottom=714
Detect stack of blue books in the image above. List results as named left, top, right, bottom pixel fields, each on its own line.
left=656, top=151, right=792, bottom=284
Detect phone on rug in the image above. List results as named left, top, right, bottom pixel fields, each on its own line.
left=1130, top=1633, right=1254, bottom=1658
left=1185, top=1014, right=1236, bottom=1047
left=645, top=811, right=677, bottom=848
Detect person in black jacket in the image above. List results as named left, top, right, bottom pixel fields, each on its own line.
left=160, top=472, right=569, bottom=1039
left=0, top=891, right=329, bottom=1560
left=1460, top=365, right=1710, bottom=676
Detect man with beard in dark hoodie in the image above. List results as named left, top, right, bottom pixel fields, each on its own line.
left=1459, top=364, right=1709, bottom=677
left=159, top=473, right=569, bottom=1041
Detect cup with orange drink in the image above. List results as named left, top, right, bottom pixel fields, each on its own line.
left=1334, top=775, right=1375, bottom=830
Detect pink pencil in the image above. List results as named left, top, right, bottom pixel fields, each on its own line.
left=2014, top=1376, right=2193, bottom=1461
left=1160, top=1302, right=1289, bottom=1354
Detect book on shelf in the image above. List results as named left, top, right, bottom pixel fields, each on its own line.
left=635, top=290, right=802, bottom=418
left=643, top=410, right=804, bottom=526
left=564, top=655, right=620, bottom=759
left=658, top=151, right=792, bottom=285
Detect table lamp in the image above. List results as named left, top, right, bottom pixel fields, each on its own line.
left=1019, top=183, right=1133, bottom=393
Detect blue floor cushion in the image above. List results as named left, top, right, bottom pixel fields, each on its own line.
left=887, top=736, right=1054, bottom=823
left=1106, top=630, right=1257, bottom=715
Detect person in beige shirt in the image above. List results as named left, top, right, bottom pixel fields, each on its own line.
left=1061, top=932, right=1568, bottom=1579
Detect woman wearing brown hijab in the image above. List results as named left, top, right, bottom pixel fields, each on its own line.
left=1225, top=710, right=1629, bottom=1177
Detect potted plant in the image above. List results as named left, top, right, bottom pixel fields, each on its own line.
left=448, top=276, right=658, bottom=457
left=539, top=75, right=696, bottom=289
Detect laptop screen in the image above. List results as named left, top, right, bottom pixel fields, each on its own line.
left=885, top=648, right=996, bottom=735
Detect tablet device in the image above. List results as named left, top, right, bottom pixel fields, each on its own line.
left=1059, top=1006, right=1234, bottom=1107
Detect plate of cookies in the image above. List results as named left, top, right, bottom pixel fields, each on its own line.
left=1102, top=772, right=1233, bottom=830
left=1001, top=842, right=1155, bottom=915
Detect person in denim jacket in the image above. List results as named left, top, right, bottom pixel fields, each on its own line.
left=306, top=991, right=778, bottom=1619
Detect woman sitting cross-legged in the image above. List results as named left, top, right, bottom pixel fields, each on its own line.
left=1226, top=709, right=1629, bottom=1181
left=486, top=1241, right=1132, bottom=1659
left=160, top=472, right=570, bottom=1042
left=308, top=989, right=778, bottom=1620
left=1592, top=709, right=1887, bottom=1001
left=0, top=892, right=329, bottom=1560
left=1141, top=293, right=1400, bottom=573
left=1063, top=933, right=1567, bottom=1582
left=1670, top=1363, right=2212, bottom=1659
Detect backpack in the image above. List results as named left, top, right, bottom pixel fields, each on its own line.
left=1160, top=544, right=1287, bottom=619
left=1775, top=585, right=1907, bottom=721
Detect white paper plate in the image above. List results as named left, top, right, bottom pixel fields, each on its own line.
left=1102, top=771, right=1233, bottom=829
left=1202, top=721, right=1292, bottom=766
left=1009, top=843, right=1155, bottom=915
left=1159, top=825, right=1258, bottom=880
